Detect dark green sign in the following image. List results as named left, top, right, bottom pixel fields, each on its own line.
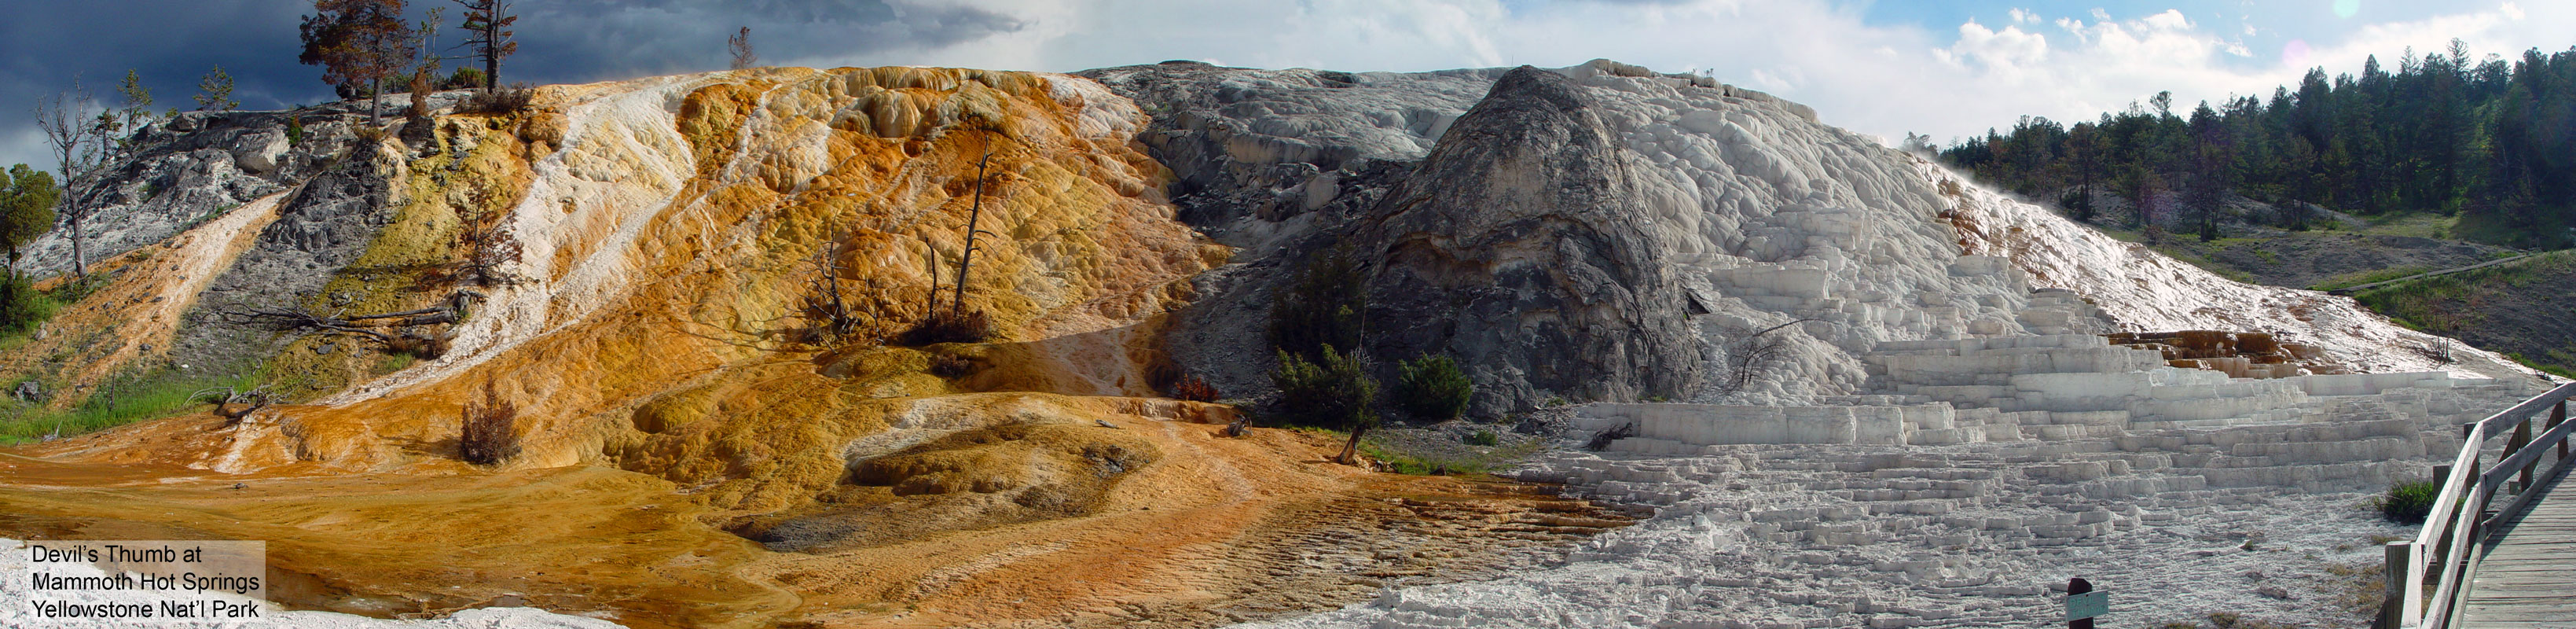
left=2067, top=590, right=2108, bottom=620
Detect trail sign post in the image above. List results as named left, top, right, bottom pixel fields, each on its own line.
left=2067, top=577, right=2106, bottom=627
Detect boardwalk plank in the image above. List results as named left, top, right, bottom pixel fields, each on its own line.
left=2460, top=457, right=2576, bottom=629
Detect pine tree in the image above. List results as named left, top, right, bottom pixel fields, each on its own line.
left=194, top=66, right=239, bottom=111
left=0, top=165, right=59, bottom=272
left=300, top=0, right=414, bottom=124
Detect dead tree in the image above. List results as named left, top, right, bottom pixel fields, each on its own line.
left=196, top=384, right=278, bottom=425
left=802, top=236, right=861, bottom=342
left=901, top=119, right=1004, bottom=346
left=457, top=380, right=520, bottom=465
left=950, top=120, right=1002, bottom=318
left=1716, top=318, right=1825, bottom=395
left=33, top=80, right=105, bottom=279
left=224, top=291, right=482, bottom=356
left=728, top=27, right=757, bottom=70
left=454, top=196, right=525, bottom=287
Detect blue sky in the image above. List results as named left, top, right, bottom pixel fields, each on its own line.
left=4, top=1, right=2570, bottom=168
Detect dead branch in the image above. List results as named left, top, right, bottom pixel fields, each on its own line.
left=195, top=384, right=277, bottom=424
left=802, top=238, right=861, bottom=343
left=455, top=192, right=527, bottom=287
left=222, top=291, right=482, bottom=351
left=1715, top=318, right=1826, bottom=396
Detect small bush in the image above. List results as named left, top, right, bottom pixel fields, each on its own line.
left=1271, top=345, right=1377, bottom=430
left=459, top=83, right=536, bottom=116
left=441, top=68, right=486, bottom=91
left=1170, top=374, right=1220, bottom=402
left=0, top=273, right=48, bottom=336
left=1464, top=429, right=1499, bottom=446
left=1393, top=353, right=1473, bottom=421
left=927, top=353, right=974, bottom=377
left=457, top=382, right=521, bottom=465
left=903, top=308, right=992, bottom=345
left=285, top=116, right=305, bottom=145
left=2379, top=479, right=2440, bottom=524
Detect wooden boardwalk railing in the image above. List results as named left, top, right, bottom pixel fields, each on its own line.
left=2380, top=381, right=2576, bottom=628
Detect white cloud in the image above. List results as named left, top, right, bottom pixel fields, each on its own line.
left=2141, top=9, right=2190, bottom=31
left=0, top=127, right=50, bottom=175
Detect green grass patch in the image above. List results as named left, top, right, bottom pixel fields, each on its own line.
left=1356, top=434, right=1545, bottom=476
left=2354, top=212, right=2458, bottom=239
left=2452, top=208, right=2573, bottom=249
left=0, top=370, right=263, bottom=445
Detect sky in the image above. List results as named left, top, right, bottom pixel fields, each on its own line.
left=2, top=0, right=2569, bottom=171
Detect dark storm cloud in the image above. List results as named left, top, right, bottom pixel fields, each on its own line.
left=0, top=0, right=1025, bottom=167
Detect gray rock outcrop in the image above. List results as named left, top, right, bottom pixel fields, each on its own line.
left=1356, top=67, right=1702, bottom=416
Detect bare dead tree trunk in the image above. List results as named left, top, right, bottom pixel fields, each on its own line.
left=1718, top=318, right=1826, bottom=395
left=952, top=134, right=993, bottom=318
left=34, top=83, right=101, bottom=279
left=1337, top=425, right=1369, bottom=465
left=222, top=291, right=482, bottom=346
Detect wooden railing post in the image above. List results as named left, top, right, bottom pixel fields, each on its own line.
left=2508, top=416, right=2533, bottom=494
left=2554, top=401, right=2567, bottom=459
left=2383, top=540, right=2415, bottom=627
left=2431, top=462, right=2454, bottom=575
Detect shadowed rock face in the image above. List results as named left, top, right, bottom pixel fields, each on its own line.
left=1358, top=66, right=1701, bottom=417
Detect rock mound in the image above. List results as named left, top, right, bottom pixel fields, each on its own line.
left=1356, top=67, right=1701, bottom=416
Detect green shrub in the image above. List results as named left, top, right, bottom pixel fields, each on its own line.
left=441, top=68, right=487, bottom=91
left=1271, top=345, right=1376, bottom=429
left=2380, top=479, right=2440, bottom=524
left=1464, top=429, right=1499, bottom=446
left=0, top=272, right=45, bottom=336
left=1267, top=247, right=1367, bottom=364
left=1393, top=353, right=1473, bottom=421
left=1271, top=345, right=1379, bottom=465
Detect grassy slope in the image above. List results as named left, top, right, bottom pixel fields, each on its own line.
left=2350, top=251, right=2576, bottom=378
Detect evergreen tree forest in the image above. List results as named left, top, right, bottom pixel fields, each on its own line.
left=1934, top=41, right=2576, bottom=248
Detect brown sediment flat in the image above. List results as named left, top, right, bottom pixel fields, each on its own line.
left=0, top=414, right=1621, bottom=629
left=0, top=452, right=788, bottom=628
